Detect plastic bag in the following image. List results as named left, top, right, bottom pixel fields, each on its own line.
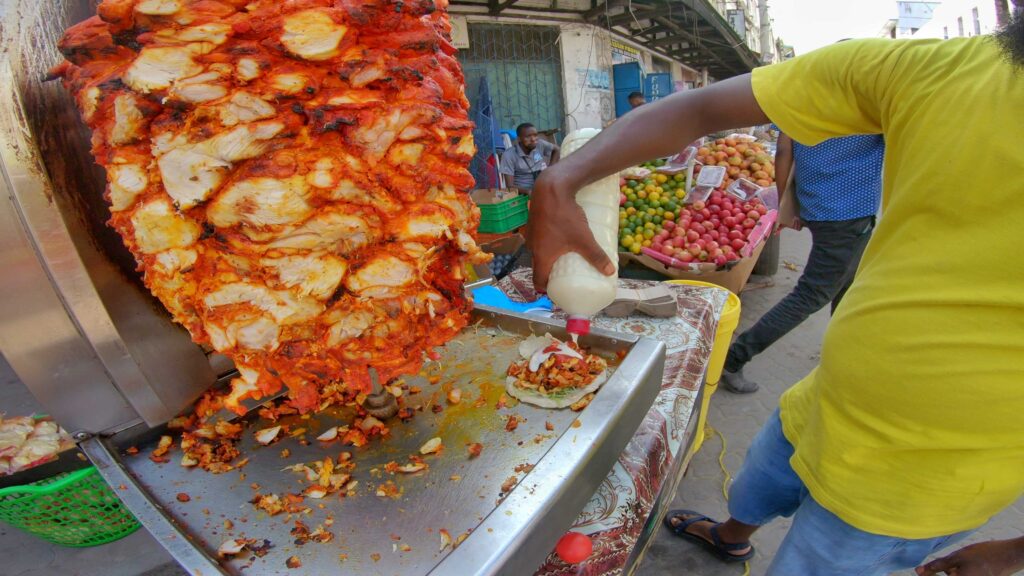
left=621, top=167, right=652, bottom=180
left=695, top=165, right=726, bottom=188
left=726, top=178, right=762, bottom=201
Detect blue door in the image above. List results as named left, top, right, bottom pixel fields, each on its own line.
left=613, top=62, right=643, bottom=117
left=645, top=73, right=674, bottom=103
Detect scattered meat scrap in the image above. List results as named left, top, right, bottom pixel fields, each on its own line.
left=570, top=393, right=595, bottom=412
left=447, top=388, right=462, bottom=405
left=150, top=435, right=173, bottom=463
left=505, top=415, right=519, bottom=432
left=419, top=437, right=443, bottom=455
left=500, top=476, right=518, bottom=494
left=250, top=493, right=285, bottom=516
left=250, top=540, right=273, bottom=558
left=376, top=481, right=402, bottom=499
left=217, top=538, right=251, bottom=557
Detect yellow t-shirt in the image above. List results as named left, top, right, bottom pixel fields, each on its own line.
left=751, top=37, right=1024, bottom=539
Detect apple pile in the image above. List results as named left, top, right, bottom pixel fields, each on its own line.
left=619, top=189, right=768, bottom=267
left=694, top=137, right=775, bottom=190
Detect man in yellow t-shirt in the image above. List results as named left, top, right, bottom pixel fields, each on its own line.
left=525, top=4, right=1024, bottom=574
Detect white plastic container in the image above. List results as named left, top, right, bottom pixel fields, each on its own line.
left=545, top=128, right=620, bottom=337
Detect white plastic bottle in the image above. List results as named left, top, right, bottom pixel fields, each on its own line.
left=545, top=128, right=620, bottom=338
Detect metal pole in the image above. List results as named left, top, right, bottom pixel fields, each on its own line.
left=758, top=0, right=774, bottom=64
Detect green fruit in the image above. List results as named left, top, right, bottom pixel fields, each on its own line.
left=624, top=201, right=634, bottom=209
left=653, top=216, right=663, bottom=224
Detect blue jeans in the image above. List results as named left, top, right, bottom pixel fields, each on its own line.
left=729, top=410, right=973, bottom=575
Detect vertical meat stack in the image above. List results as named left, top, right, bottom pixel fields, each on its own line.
left=53, top=0, right=488, bottom=414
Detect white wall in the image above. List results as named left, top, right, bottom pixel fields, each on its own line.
left=559, top=23, right=615, bottom=131
left=897, top=1, right=941, bottom=31
left=914, top=0, right=1001, bottom=39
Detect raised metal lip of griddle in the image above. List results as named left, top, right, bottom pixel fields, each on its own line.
left=83, top=304, right=665, bottom=576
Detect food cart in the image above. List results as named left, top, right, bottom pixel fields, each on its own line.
left=0, top=3, right=724, bottom=574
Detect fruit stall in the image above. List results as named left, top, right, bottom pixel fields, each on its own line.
left=617, top=134, right=780, bottom=293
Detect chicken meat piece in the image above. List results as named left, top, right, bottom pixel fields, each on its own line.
left=54, top=0, right=488, bottom=415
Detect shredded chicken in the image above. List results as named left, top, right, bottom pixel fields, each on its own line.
left=54, top=0, right=489, bottom=416
left=507, top=341, right=608, bottom=396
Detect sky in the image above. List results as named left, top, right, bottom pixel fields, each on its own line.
left=767, top=0, right=899, bottom=55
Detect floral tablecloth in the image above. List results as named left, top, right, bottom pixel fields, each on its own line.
left=492, top=269, right=727, bottom=576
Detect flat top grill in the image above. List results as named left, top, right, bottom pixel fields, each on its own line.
left=101, top=307, right=664, bottom=576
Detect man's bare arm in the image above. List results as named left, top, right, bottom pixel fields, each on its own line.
left=528, top=74, right=769, bottom=290
left=774, top=133, right=794, bottom=200
left=502, top=173, right=515, bottom=190
left=773, top=133, right=800, bottom=230
left=916, top=536, right=1024, bottom=576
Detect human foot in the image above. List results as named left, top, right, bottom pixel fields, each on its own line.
left=720, top=368, right=759, bottom=394
left=664, top=510, right=754, bottom=562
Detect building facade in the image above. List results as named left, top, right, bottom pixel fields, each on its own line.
left=879, top=1, right=942, bottom=38
left=449, top=0, right=777, bottom=188
left=912, top=0, right=1009, bottom=39
left=450, top=1, right=776, bottom=133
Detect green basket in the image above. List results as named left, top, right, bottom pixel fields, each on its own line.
left=478, top=195, right=527, bottom=220
left=0, top=466, right=140, bottom=547
left=479, top=208, right=528, bottom=234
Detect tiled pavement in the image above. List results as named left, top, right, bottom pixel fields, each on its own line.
left=1, top=228, right=1020, bottom=575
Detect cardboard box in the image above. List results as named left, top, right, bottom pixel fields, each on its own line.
left=471, top=188, right=519, bottom=205
left=480, top=233, right=525, bottom=256
left=619, top=238, right=766, bottom=295
left=468, top=233, right=526, bottom=283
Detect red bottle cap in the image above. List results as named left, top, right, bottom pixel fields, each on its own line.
left=565, top=316, right=591, bottom=336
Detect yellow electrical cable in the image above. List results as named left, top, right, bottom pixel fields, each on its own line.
left=707, top=424, right=751, bottom=576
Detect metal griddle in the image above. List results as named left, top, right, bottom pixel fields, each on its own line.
left=83, top=305, right=664, bottom=576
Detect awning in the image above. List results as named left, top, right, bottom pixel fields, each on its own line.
left=588, top=0, right=763, bottom=78
left=451, top=0, right=763, bottom=79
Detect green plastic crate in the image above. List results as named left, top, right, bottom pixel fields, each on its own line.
left=478, top=195, right=527, bottom=220
left=479, top=208, right=528, bottom=234
left=0, top=466, right=140, bottom=547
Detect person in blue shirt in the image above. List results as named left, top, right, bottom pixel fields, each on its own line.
left=720, top=128, right=884, bottom=394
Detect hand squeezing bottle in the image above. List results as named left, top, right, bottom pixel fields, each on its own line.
left=545, top=128, right=620, bottom=339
